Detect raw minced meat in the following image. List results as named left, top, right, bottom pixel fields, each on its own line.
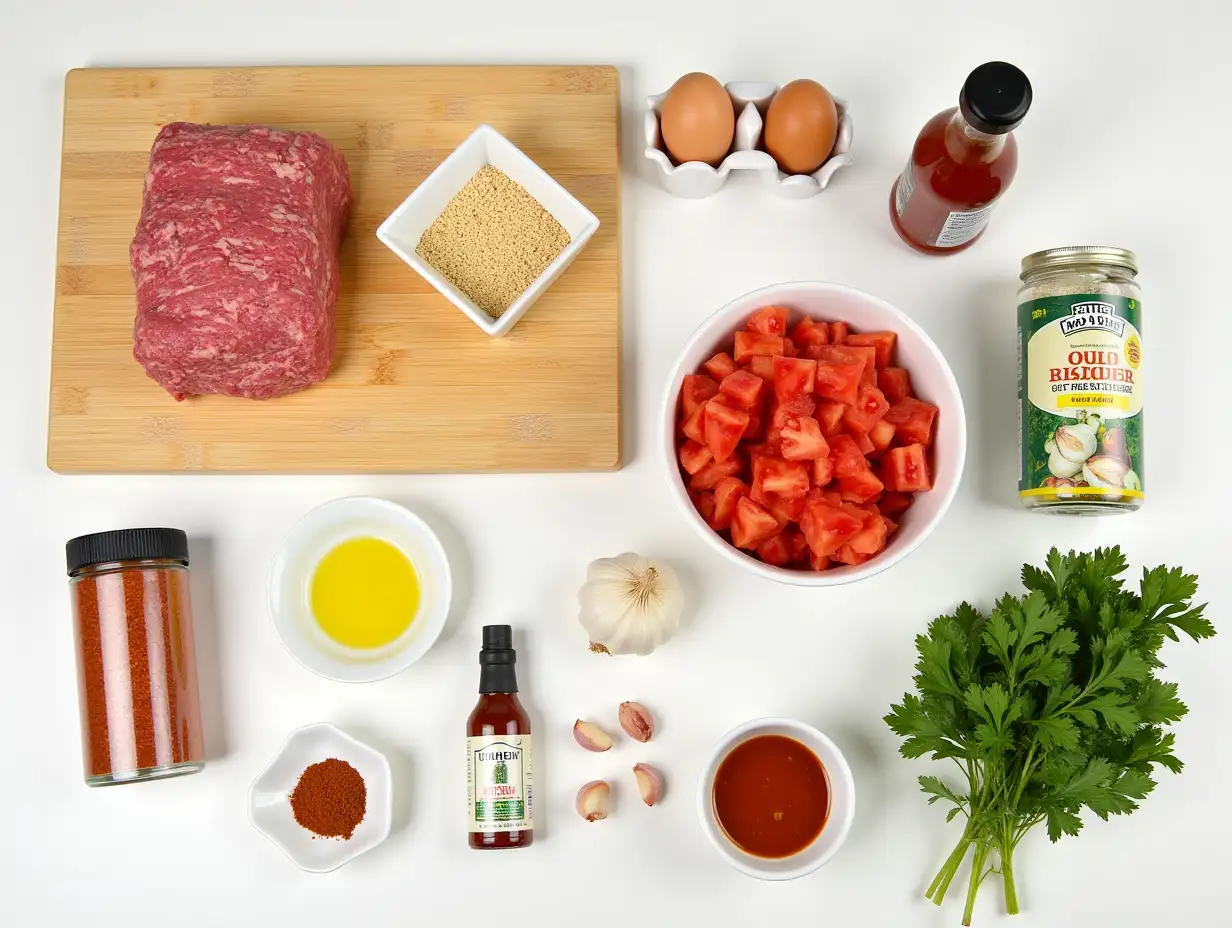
left=130, top=122, right=351, bottom=400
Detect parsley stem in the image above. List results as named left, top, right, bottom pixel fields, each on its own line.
left=1000, top=838, right=1020, bottom=915
left=962, top=841, right=992, bottom=926
left=927, top=830, right=973, bottom=903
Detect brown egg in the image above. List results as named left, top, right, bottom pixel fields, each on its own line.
left=763, top=79, right=838, bottom=176
left=659, top=72, right=736, bottom=167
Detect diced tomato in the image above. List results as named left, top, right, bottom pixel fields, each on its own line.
left=747, top=305, right=789, bottom=337
left=681, top=403, right=707, bottom=443
left=690, top=455, right=743, bottom=490
left=731, top=497, right=780, bottom=549
left=810, top=550, right=832, bottom=571
left=850, top=430, right=875, bottom=455
left=773, top=356, right=817, bottom=402
left=781, top=338, right=799, bottom=357
left=704, top=352, right=739, bottom=381
left=814, top=360, right=862, bottom=406
left=814, top=400, right=846, bottom=435
left=784, top=526, right=810, bottom=563
left=678, top=439, right=713, bottom=475
left=832, top=543, right=872, bottom=566
left=884, top=398, right=939, bottom=446
left=799, top=499, right=863, bottom=557
left=847, top=502, right=887, bottom=554
left=869, top=418, right=896, bottom=453
left=746, top=355, right=775, bottom=383
left=681, top=374, right=719, bottom=417
left=878, top=367, right=913, bottom=404
left=842, top=382, right=891, bottom=434
left=743, top=411, right=764, bottom=441
left=775, top=394, right=816, bottom=418
left=846, top=330, right=897, bottom=368
left=882, top=515, right=899, bottom=535
left=813, top=344, right=874, bottom=385
left=757, top=532, right=792, bottom=566
left=734, top=331, right=786, bottom=363
left=704, top=398, right=750, bottom=462
left=712, top=477, right=749, bottom=530
left=829, top=434, right=869, bottom=477
left=753, top=455, right=811, bottom=499
left=884, top=443, right=931, bottom=492
left=780, top=415, right=830, bottom=461
left=764, top=493, right=806, bottom=527
left=691, top=490, right=716, bottom=526
left=791, top=317, right=830, bottom=347
left=830, top=321, right=848, bottom=344
left=813, top=454, right=834, bottom=487
left=879, top=490, right=914, bottom=518
left=719, top=369, right=765, bottom=411
left=839, top=469, right=884, bottom=503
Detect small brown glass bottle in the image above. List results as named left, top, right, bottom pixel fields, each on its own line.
left=466, top=625, right=533, bottom=849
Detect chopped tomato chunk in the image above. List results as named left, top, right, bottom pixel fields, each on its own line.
left=704, top=398, right=750, bottom=462
left=733, top=331, right=786, bottom=363
left=780, top=415, right=830, bottom=461
left=878, top=367, right=913, bottom=404
left=850, top=430, right=875, bottom=455
left=719, top=369, right=765, bottom=410
left=814, top=360, right=862, bottom=406
left=832, top=543, right=872, bottom=566
left=791, top=317, right=829, bottom=347
left=799, top=499, right=863, bottom=557
left=681, top=374, right=719, bottom=417
left=784, top=526, right=810, bottom=563
left=846, top=330, right=897, bottom=368
left=756, top=533, right=792, bottom=566
left=731, top=497, right=780, bottom=549
left=746, top=355, right=775, bottom=383
left=813, top=345, right=874, bottom=385
left=747, top=305, right=789, bottom=337
left=712, top=477, right=749, bottom=531
left=691, top=490, right=716, bottom=526
left=764, top=493, right=806, bottom=527
left=814, top=400, right=846, bottom=435
left=773, top=356, right=817, bottom=402
left=690, top=455, right=743, bottom=490
left=704, top=352, right=739, bottom=381
left=813, top=454, right=834, bottom=487
left=869, top=418, right=896, bottom=453
left=842, top=382, right=891, bottom=434
left=753, top=455, right=811, bottom=499
left=848, top=509, right=889, bottom=555
left=879, top=490, right=914, bottom=518
left=830, top=321, right=848, bottom=344
left=884, top=443, right=931, bottom=492
left=678, top=439, right=713, bottom=475
left=829, top=434, right=869, bottom=477
left=884, top=398, right=939, bottom=446
left=838, top=468, right=884, bottom=503
left=681, top=403, right=707, bottom=443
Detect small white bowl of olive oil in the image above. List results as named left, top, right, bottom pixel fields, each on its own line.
left=268, top=497, right=452, bottom=682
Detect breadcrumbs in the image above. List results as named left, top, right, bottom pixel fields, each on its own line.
left=416, top=165, right=572, bottom=318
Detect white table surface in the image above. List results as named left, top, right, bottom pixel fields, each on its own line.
left=3, top=2, right=1230, bottom=925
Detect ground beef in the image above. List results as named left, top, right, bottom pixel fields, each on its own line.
left=130, top=123, right=350, bottom=400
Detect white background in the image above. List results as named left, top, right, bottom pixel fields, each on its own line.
left=2, top=1, right=1230, bottom=925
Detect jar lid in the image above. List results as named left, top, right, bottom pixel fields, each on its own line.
left=66, top=528, right=189, bottom=574
left=960, top=62, right=1032, bottom=135
left=1020, top=246, right=1139, bottom=279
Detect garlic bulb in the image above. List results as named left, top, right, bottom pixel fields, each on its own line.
left=1048, top=449, right=1083, bottom=479
left=1055, top=424, right=1098, bottom=464
left=578, top=553, right=683, bottom=656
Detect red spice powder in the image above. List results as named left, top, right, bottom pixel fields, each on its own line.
left=72, top=566, right=204, bottom=779
left=290, top=758, right=367, bottom=839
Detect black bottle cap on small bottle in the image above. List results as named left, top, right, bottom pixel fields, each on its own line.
left=479, top=625, right=518, bottom=693
left=959, top=62, right=1032, bottom=135
left=66, top=527, right=189, bottom=574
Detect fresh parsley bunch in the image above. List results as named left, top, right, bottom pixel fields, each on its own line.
left=885, top=547, right=1213, bottom=925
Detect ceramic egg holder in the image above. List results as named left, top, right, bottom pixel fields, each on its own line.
left=644, top=81, right=853, bottom=199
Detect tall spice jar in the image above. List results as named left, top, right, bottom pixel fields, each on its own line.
left=1017, top=247, right=1144, bottom=513
left=66, top=529, right=205, bottom=785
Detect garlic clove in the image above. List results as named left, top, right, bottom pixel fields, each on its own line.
left=573, top=719, right=614, bottom=752
left=1047, top=449, right=1083, bottom=479
left=576, top=780, right=611, bottom=821
left=632, top=763, right=664, bottom=807
left=618, top=701, right=655, bottom=742
left=1083, top=453, right=1130, bottom=489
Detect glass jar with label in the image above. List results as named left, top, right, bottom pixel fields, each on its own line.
left=890, top=62, right=1032, bottom=254
left=1017, top=247, right=1144, bottom=514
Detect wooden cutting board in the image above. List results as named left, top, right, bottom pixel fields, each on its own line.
left=48, top=66, right=621, bottom=473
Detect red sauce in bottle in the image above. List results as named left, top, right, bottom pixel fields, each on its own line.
left=890, top=62, right=1031, bottom=255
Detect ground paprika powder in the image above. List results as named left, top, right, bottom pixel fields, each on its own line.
left=289, top=758, right=367, bottom=839
left=66, top=528, right=205, bottom=786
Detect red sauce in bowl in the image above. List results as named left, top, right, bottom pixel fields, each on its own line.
left=712, top=734, right=830, bottom=858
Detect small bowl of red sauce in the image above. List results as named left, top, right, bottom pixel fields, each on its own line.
left=698, top=718, right=855, bottom=880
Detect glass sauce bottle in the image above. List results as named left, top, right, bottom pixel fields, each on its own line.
left=890, top=62, right=1032, bottom=255
left=466, top=625, right=533, bottom=849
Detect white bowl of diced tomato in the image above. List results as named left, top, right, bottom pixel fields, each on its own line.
left=663, top=281, right=965, bottom=586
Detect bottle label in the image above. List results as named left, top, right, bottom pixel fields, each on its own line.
left=466, top=734, right=533, bottom=832
left=893, top=158, right=916, bottom=217
left=934, top=204, right=996, bottom=247
left=1017, top=293, right=1144, bottom=502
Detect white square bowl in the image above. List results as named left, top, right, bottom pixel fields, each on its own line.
left=376, top=124, right=600, bottom=337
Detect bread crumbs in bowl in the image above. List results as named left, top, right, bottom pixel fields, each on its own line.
left=661, top=282, right=965, bottom=587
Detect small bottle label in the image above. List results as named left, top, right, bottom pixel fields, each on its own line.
left=1017, top=293, right=1144, bottom=502
left=893, top=158, right=915, bottom=217
left=935, top=203, right=996, bottom=247
left=466, top=734, right=533, bottom=832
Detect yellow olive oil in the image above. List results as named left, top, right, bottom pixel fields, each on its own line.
left=310, top=536, right=419, bottom=649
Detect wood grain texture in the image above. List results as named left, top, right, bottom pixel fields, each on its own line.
left=48, top=65, right=621, bottom=473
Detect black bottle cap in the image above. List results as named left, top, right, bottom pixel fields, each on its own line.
left=483, top=625, right=513, bottom=651
left=959, top=62, right=1032, bottom=135
left=478, top=625, right=518, bottom=693
left=66, top=528, right=189, bottom=574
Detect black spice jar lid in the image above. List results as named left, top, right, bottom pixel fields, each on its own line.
left=66, top=528, right=189, bottom=574
left=960, top=62, right=1032, bottom=135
